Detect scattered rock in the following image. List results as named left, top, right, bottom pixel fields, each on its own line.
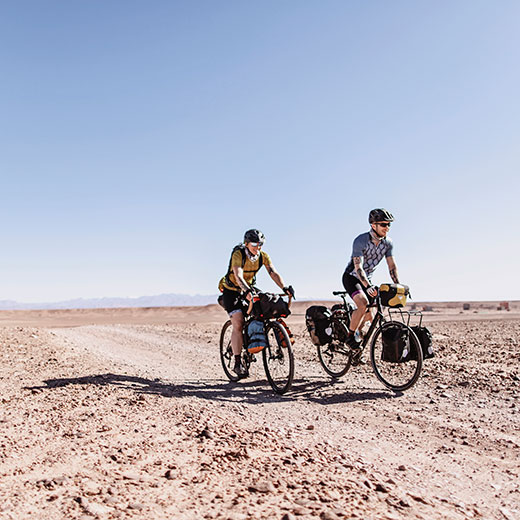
left=398, top=497, right=411, bottom=508
left=84, top=501, right=113, bottom=516
left=320, top=511, right=341, bottom=520
left=121, top=472, right=141, bottom=481
left=409, top=494, right=428, bottom=505
left=292, top=506, right=312, bottom=516
left=248, top=481, right=276, bottom=493
left=375, top=483, right=389, bottom=493
left=198, top=426, right=214, bottom=439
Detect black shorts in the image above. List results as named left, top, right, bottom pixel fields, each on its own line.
left=221, top=288, right=247, bottom=316
left=342, top=272, right=374, bottom=303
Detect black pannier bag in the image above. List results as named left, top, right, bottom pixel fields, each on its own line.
left=253, top=292, right=291, bottom=319
left=381, top=324, right=409, bottom=362
left=305, top=306, right=333, bottom=346
left=407, top=326, right=434, bottom=360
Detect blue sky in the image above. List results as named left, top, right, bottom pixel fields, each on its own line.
left=1, top=1, right=518, bottom=303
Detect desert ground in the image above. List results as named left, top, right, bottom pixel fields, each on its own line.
left=0, top=301, right=518, bottom=520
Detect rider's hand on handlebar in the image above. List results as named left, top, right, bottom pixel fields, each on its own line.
left=283, top=285, right=295, bottom=298
left=242, top=288, right=254, bottom=302
left=367, top=285, right=378, bottom=298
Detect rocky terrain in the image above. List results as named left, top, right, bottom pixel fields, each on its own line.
left=0, top=308, right=518, bottom=519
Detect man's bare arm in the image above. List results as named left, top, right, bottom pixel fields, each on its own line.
left=353, top=257, right=370, bottom=287
left=386, top=256, right=400, bottom=284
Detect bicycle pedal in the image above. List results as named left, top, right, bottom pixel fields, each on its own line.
left=351, top=352, right=367, bottom=366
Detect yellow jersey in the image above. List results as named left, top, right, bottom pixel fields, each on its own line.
left=218, top=247, right=272, bottom=292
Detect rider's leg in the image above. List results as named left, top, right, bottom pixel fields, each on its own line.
left=349, top=292, right=369, bottom=334
left=230, top=311, right=244, bottom=356
left=358, top=306, right=375, bottom=335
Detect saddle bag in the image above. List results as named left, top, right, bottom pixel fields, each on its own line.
left=379, top=284, right=410, bottom=308
left=381, top=324, right=409, bottom=362
left=305, top=306, right=333, bottom=346
left=246, top=320, right=267, bottom=354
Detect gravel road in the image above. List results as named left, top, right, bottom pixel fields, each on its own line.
left=0, top=316, right=518, bottom=519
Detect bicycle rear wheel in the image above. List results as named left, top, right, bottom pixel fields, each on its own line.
left=317, top=318, right=352, bottom=378
left=262, top=320, right=294, bottom=395
left=370, top=321, right=423, bottom=392
left=219, top=320, right=239, bottom=382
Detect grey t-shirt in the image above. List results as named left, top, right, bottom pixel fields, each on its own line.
left=345, top=231, right=394, bottom=281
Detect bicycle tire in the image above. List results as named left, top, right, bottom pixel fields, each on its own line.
left=370, top=320, right=423, bottom=392
left=317, top=318, right=352, bottom=378
left=262, top=320, right=294, bottom=395
left=219, top=320, right=239, bottom=382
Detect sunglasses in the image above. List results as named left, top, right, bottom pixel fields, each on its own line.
left=249, top=242, right=263, bottom=247
left=377, top=222, right=391, bottom=228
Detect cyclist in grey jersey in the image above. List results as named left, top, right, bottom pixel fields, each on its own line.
left=342, top=208, right=400, bottom=348
left=344, top=233, right=394, bottom=280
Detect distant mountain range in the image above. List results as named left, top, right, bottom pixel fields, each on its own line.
left=0, top=293, right=221, bottom=311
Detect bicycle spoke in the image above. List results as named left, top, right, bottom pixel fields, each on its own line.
left=219, top=320, right=239, bottom=382
left=262, top=321, right=294, bottom=394
left=317, top=318, right=352, bottom=378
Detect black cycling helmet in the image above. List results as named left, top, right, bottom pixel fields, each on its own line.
left=244, top=229, right=265, bottom=244
left=369, top=208, right=395, bottom=224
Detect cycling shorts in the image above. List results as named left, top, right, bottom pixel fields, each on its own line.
left=342, top=272, right=375, bottom=303
left=221, top=288, right=247, bottom=316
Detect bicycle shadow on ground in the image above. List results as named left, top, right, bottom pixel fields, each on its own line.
left=26, top=372, right=400, bottom=405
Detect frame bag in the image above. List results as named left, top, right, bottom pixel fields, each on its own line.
left=305, top=306, right=333, bottom=346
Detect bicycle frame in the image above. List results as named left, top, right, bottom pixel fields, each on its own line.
left=333, top=291, right=423, bottom=347
left=332, top=290, right=384, bottom=348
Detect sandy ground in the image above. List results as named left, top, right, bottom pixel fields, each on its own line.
left=0, top=304, right=519, bottom=520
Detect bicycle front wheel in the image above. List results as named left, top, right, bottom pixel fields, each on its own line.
left=370, top=321, right=423, bottom=392
left=262, top=320, right=294, bottom=395
left=219, top=320, right=239, bottom=382
left=317, top=318, right=352, bottom=378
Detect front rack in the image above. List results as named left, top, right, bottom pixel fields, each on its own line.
left=386, top=306, right=424, bottom=328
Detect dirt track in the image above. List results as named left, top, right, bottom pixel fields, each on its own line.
left=0, top=308, right=519, bottom=519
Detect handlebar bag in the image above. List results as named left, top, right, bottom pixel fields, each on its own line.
left=379, top=284, right=410, bottom=308
left=305, top=305, right=333, bottom=346
left=253, top=293, right=291, bottom=319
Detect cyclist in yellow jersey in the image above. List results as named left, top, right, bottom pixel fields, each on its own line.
left=218, top=229, right=293, bottom=378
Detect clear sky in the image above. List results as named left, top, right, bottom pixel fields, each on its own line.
left=1, top=1, right=519, bottom=303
